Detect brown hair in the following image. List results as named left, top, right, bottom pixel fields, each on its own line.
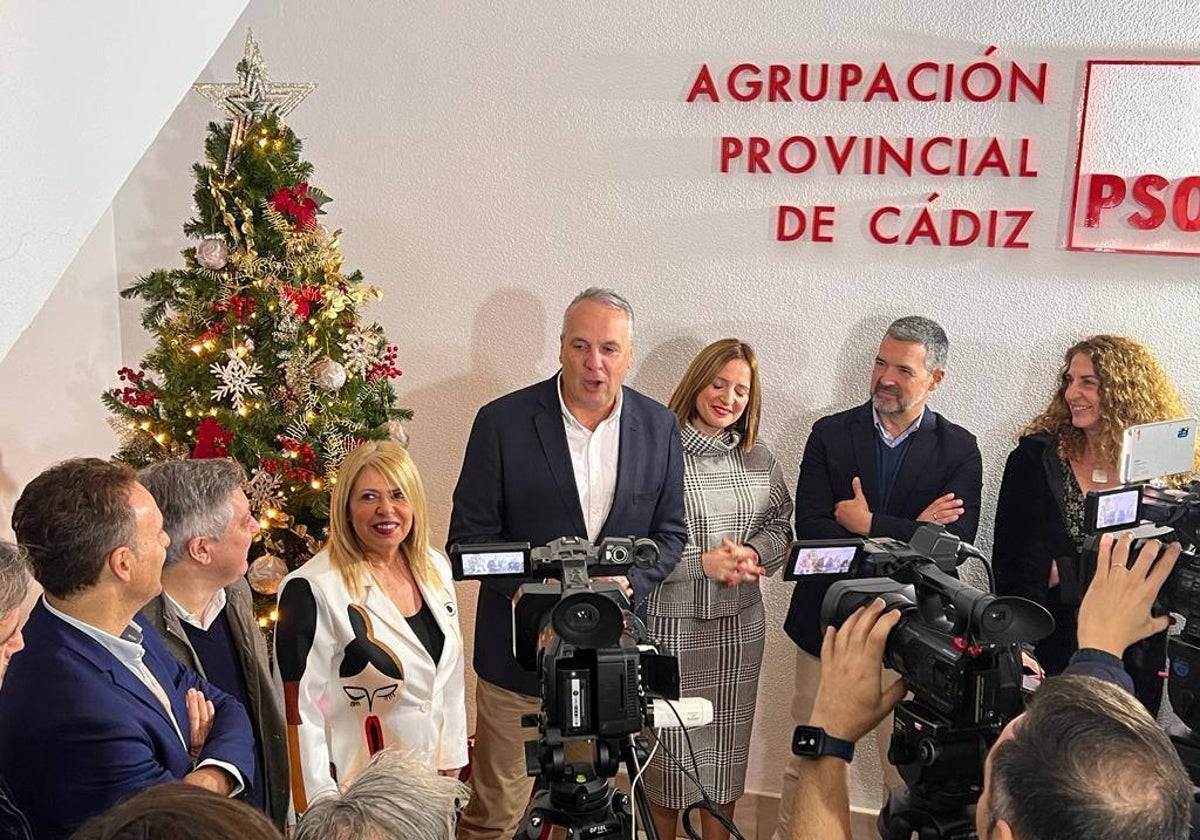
left=327, top=441, right=435, bottom=597
left=12, top=458, right=139, bottom=598
left=68, top=782, right=282, bottom=840
left=668, top=338, right=761, bottom=451
left=988, top=674, right=1190, bottom=840
left=1022, top=335, right=1195, bottom=477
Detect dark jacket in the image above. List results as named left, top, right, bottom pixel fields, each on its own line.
left=140, top=578, right=290, bottom=828
left=447, top=375, right=688, bottom=695
left=785, top=401, right=983, bottom=655
left=0, top=778, right=31, bottom=840
left=993, top=433, right=1166, bottom=711
left=0, top=602, right=255, bottom=840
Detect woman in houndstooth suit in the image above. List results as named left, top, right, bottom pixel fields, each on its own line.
left=644, top=338, right=793, bottom=840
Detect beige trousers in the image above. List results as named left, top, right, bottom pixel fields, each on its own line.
left=770, top=647, right=903, bottom=840
left=458, top=679, right=542, bottom=840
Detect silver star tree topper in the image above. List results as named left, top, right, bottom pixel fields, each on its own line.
left=194, top=30, right=316, bottom=173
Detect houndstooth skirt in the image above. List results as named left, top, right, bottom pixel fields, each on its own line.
left=642, top=599, right=766, bottom=808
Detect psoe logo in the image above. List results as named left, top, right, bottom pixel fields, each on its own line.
left=1067, top=61, right=1200, bottom=257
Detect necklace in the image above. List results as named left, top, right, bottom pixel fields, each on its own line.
left=1092, top=468, right=1109, bottom=484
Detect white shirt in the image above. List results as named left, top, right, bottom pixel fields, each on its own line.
left=164, top=588, right=228, bottom=631
left=557, top=373, right=623, bottom=542
left=41, top=597, right=244, bottom=794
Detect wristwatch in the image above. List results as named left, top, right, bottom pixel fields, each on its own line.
left=792, top=725, right=855, bottom=762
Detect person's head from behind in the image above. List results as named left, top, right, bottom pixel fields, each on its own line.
left=12, top=458, right=169, bottom=610
left=294, top=748, right=467, bottom=840
left=0, top=542, right=31, bottom=686
left=558, top=287, right=635, bottom=424
left=1029, top=334, right=1191, bottom=469
left=668, top=338, right=761, bottom=450
left=870, top=316, right=948, bottom=419
left=138, top=458, right=257, bottom=590
left=328, top=441, right=433, bottom=596
left=977, top=674, right=1190, bottom=840
left=69, top=781, right=280, bottom=840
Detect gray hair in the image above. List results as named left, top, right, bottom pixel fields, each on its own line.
left=886, top=315, right=949, bottom=371
left=0, top=542, right=31, bottom=617
left=294, top=749, right=468, bottom=840
left=561, top=287, right=635, bottom=340
left=138, top=459, right=246, bottom=567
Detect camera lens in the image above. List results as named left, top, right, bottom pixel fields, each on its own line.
left=552, top=591, right=624, bottom=648
left=566, top=604, right=600, bottom=632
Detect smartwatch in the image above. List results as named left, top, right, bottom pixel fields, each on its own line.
left=792, top=725, right=855, bottom=762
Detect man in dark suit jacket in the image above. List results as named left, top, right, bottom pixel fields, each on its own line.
left=0, top=542, right=34, bottom=840
left=771, top=316, right=982, bottom=840
left=138, top=459, right=290, bottom=828
left=2, top=458, right=256, bottom=840
left=447, top=288, right=687, bottom=840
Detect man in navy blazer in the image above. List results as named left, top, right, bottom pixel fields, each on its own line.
left=448, top=288, right=687, bottom=840
left=771, top=316, right=982, bottom=840
left=2, top=458, right=256, bottom=840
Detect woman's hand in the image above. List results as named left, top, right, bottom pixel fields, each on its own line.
left=702, top=538, right=766, bottom=586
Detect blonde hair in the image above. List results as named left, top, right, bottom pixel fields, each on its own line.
left=668, top=338, right=761, bottom=451
left=1023, top=335, right=1197, bottom=479
left=328, top=441, right=435, bottom=597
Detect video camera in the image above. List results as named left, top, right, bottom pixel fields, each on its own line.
left=449, top=536, right=681, bottom=840
left=785, top=525, right=1054, bottom=837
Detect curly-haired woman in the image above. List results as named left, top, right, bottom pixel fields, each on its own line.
left=993, top=335, right=1194, bottom=710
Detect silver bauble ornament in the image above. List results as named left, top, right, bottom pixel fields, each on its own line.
left=247, top=554, right=289, bottom=595
left=313, top=358, right=347, bottom=391
left=384, top=419, right=410, bottom=448
left=196, top=236, right=229, bottom=270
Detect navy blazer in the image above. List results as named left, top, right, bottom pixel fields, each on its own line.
left=784, top=402, right=982, bottom=654
left=447, top=375, right=687, bottom=695
left=0, top=602, right=256, bottom=840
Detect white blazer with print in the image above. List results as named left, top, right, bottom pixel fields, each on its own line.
left=274, top=547, right=468, bottom=809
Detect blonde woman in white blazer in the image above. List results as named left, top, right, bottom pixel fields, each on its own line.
left=274, top=441, right=468, bottom=814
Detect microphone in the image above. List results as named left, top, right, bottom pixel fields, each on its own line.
left=647, top=697, right=714, bottom=730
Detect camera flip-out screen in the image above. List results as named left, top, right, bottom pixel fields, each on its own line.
left=1085, top=486, right=1142, bottom=533
left=449, top=542, right=532, bottom=580
left=783, top=540, right=864, bottom=581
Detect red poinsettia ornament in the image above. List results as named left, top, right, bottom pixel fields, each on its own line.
left=270, top=181, right=320, bottom=231
left=193, top=417, right=234, bottom=458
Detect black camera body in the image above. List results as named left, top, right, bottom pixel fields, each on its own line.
left=450, top=536, right=678, bottom=839
left=449, top=535, right=678, bottom=746
left=792, top=525, right=1053, bottom=813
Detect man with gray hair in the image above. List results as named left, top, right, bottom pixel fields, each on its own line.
left=3, top=458, right=254, bottom=840
left=138, top=459, right=289, bottom=828
left=448, top=287, right=687, bottom=839
left=0, top=541, right=32, bottom=840
left=294, top=748, right=467, bottom=840
left=772, top=315, right=982, bottom=840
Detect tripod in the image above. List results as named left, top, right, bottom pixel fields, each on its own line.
left=516, top=733, right=661, bottom=840
left=877, top=786, right=978, bottom=840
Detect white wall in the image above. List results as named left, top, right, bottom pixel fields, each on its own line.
left=0, top=209, right=124, bottom=538
left=0, top=0, right=247, bottom=363
left=107, top=0, right=1200, bottom=818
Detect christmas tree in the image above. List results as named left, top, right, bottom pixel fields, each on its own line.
left=103, top=32, right=410, bottom=610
